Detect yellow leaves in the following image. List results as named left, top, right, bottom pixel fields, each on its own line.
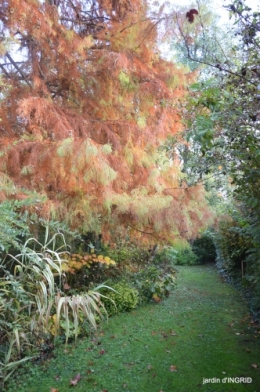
left=70, top=261, right=83, bottom=269
left=98, top=162, right=117, bottom=186
left=65, top=29, right=74, bottom=42
left=57, top=42, right=65, bottom=54
left=118, top=71, right=130, bottom=88
left=124, top=144, right=134, bottom=166
left=61, top=263, right=69, bottom=272
left=0, top=41, right=7, bottom=56
left=85, top=144, right=98, bottom=160
left=165, top=75, right=179, bottom=89
left=77, top=36, right=94, bottom=55
left=56, top=138, right=74, bottom=157
left=97, top=255, right=116, bottom=265
left=48, top=314, right=58, bottom=336
left=137, top=115, right=147, bottom=129
left=102, top=144, right=113, bottom=155
left=63, top=252, right=116, bottom=273
left=147, top=168, right=160, bottom=186
left=106, top=257, right=116, bottom=265
left=152, top=293, right=161, bottom=303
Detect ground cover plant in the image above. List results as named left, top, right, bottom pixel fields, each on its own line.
left=5, top=265, right=260, bottom=392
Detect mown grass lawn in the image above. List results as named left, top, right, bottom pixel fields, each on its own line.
left=6, top=265, right=260, bottom=392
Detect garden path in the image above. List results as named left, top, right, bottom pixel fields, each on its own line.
left=6, top=265, right=260, bottom=392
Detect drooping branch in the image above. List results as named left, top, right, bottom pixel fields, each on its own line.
left=0, top=0, right=213, bottom=244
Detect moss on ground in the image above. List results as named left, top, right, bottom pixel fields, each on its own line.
left=6, top=265, right=260, bottom=392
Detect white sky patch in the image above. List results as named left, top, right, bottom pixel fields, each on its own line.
left=157, top=0, right=260, bottom=60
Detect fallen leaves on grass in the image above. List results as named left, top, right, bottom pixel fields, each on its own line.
left=70, top=373, right=81, bottom=386
left=50, top=389, right=59, bottom=392
left=251, top=364, right=258, bottom=369
left=169, top=365, right=177, bottom=372
left=161, top=332, right=168, bottom=339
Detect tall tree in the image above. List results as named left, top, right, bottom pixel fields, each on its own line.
left=165, top=0, right=260, bottom=291
left=172, top=0, right=260, bottom=210
left=0, top=0, right=212, bottom=243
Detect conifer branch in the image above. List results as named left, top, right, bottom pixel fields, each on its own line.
left=0, top=63, right=10, bottom=78
left=5, top=52, right=32, bottom=88
left=128, top=225, right=155, bottom=236
left=0, top=0, right=213, bottom=244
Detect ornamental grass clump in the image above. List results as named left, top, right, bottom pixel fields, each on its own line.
left=0, top=227, right=113, bottom=389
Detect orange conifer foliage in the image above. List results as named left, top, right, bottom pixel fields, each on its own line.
left=0, top=0, right=212, bottom=243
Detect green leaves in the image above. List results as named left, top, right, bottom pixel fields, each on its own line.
left=169, top=0, right=260, bottom=311
left=0, top=200, right=30, bottom=252
left=193, top=116, right=214, bottom=146
left=100, top=282, right=138, bottom=316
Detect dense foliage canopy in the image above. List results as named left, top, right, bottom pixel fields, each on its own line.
left=164, top=0, right=260, bottom=310
left=0, top=0, right=213, bottom=244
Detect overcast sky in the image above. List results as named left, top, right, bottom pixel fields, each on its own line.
left=161, top=0, right=260, bottom=24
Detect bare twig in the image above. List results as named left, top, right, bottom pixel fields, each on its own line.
left=5, top=52, right=32, bottom=88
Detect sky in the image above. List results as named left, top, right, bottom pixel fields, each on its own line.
left=159, top=0, right=260, bottom=24
left=156, top=0, right=260, bottom=60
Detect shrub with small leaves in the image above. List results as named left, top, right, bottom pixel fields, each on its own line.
left=153, top=246, right=178, bottom=265
left=192, top=231, right=216, bottom=264
left=100, top=282, right=139, bottom=316
left=129, top=266, right=176, bottom=304
left=62, top=253, right=116, bottom=272
left=174, top=247, right=199, bottom=266
left=61, top=252, right=116, bottom=289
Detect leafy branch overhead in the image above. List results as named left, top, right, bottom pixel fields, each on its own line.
left=0, top=0, right=213, bottom=244
left=163, top=0, right=260, bottom=303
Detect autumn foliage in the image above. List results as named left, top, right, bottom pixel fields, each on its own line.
left=0, top=0, right=212, bottom=243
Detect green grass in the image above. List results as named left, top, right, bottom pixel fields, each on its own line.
left=5, top=265, right=260, bottom=392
